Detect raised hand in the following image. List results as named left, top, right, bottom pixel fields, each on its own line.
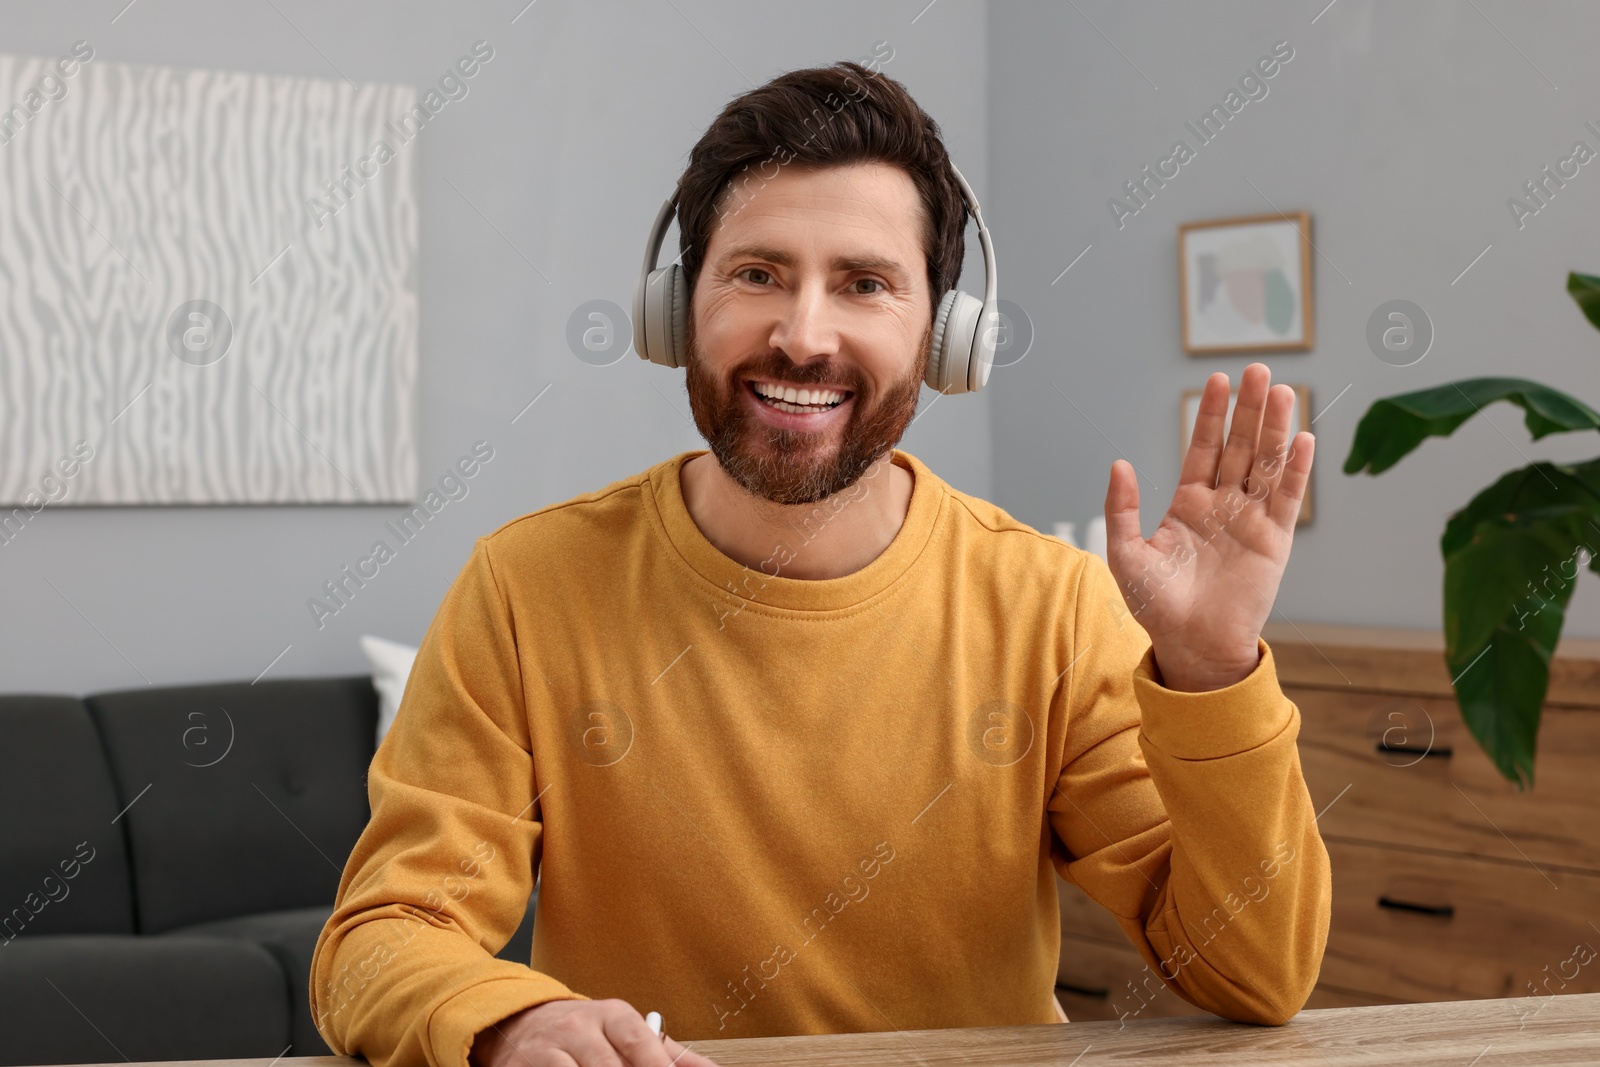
left=1103, top=363, right=1314, bottom=693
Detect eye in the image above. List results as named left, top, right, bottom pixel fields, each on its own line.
left=851, top=278, right=886, bottom=295
left=738, top=267, right=773, bottom=286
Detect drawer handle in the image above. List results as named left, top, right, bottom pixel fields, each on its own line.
left=1377, top=895, right=1455, bottom=918
left=1375, top=740, right=1452, bottom=758
left=1054, top=981, right=1110, bottom=1000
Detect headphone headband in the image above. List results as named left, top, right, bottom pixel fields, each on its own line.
left=633, top=162, right=998, bottom=394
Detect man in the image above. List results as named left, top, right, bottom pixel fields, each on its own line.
left=311, top=61, right=1330, bottom=1067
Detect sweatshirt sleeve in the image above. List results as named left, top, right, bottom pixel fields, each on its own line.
left=310, top=538, right=588, bottom=1067
left=1046, top=552, right=1331, bottom=1025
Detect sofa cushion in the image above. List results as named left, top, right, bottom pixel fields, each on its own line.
left=500, top=885, right=538, bottom=968
left=0, top=934, right=290, bottom=1066
left=86, top=676, right=377, bottom=933
left=0, top=696, right=135, bottom=939
left=359, top=633, right=418, bottom=746
left=167, top=905, right=334, bottom=1056
left=165, top=890, right=539, bottom=1057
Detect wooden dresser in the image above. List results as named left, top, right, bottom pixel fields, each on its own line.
left=1054, top=621, right=1600, bottom=1022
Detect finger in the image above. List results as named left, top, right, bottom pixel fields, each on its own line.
left=1177, top=372, right=1231, bottom=488
left=1216, top=363, right=1271, bottom=489
left=599, top=1010, right=672, bottom=1067
left=1245, top=384, right=1296, bottom=502
left=1268, top=431, right=1315, bottom=528
left=663, top=1036, right=722, bottom=1067
left=1103, top=459, right=1144, bottom=569
left=555, top=1004, right=630, bottom=1067
left=566, top=1029, right=628, bottom=1067
left=507, top=1043, right=579, bottom=1067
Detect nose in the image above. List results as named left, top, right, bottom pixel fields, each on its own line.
left=767, top=276, right=839, bottom=366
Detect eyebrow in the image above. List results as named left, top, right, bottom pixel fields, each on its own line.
left=716, top=243, right=913, bottom=284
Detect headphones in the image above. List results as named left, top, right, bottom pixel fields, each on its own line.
left=632, top=163, right=1000, bottom=394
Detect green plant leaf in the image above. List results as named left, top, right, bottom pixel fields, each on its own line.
left=1345, top=269, right=1600, bottom=791
left=1438, top=458, right=1600, bottom=785
left=1345, top=378, right=1600, bottom=476
left=1440, top=458, right=1600, bottom=558
left=1448, top=617, right=1555, bottom=791
left=1440, top=489, right=1600, bottom=783
left=1570, top=271, right=1600, bottom=332
left=1442, top=509, right=1596, bottom=788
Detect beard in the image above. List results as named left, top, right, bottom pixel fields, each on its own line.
left=683, top=315, right=932, bottom=507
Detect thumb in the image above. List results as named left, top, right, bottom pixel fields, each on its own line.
left=1104, top=459, right=1144, bottom=575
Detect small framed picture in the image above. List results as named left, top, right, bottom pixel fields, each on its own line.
left=1178, top=212, right=1314, bottom=354
left=1181, top=385, right=1313, bottom=525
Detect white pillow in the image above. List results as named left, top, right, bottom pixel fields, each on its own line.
left=360, top=634, right=418, bottom=746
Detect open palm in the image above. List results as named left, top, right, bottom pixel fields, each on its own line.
left=1104, top=364, right=1315, bottom=693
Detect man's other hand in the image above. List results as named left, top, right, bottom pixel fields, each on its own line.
left=470, top=998, right=722, bottom=1067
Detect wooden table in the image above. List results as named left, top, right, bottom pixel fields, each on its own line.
left=52, top=993, right=1600, bottom=1066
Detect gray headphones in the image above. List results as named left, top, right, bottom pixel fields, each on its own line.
left=632, top=163, right=999, bottom=394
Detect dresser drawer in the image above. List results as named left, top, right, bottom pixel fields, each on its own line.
left=1055, top=959, right=1395, bottom=1021
left=1055, top=984, right=1117, bottom=1023
left=1057, top=877, right=1182, bottom=1021
left=1056, top=933, right=1210, bottom=1022
left=1320, top=839, right=1600, bottom=1003
left=1302, top=984, right=1404, bottom=1009
left=1057, top=877, right=1127, bottom=943
left=1294, top=688, right=1600, bottom=871
left=1263, top=622, right=1600, bottom=706
left=1057, top=880, right=1412, bottom=1020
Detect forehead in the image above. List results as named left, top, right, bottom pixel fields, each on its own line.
left=705, top=162, right=926, bottom=268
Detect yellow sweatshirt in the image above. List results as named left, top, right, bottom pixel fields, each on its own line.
left=310, top=448, right=1331, bottom=1067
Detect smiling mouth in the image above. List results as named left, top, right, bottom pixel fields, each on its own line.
left=746, top=379, right=853, bottom=415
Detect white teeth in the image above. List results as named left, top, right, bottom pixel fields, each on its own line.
left=768, top=397, right=820, bottom=414
left=752, top=381, right=846, bottom=408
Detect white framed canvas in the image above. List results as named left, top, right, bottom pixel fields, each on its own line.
left=0, top=52, right=418, bottom=505
left=1179, top=212, right=1313, bottom=354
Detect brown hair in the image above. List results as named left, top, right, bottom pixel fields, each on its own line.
left=674, top=59, right=966, bottom=314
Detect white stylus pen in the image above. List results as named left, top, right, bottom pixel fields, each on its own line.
left=645, top=1011, right=663, bottom=1039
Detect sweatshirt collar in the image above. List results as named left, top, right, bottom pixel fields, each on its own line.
left=645, top=448, right=943, bottom=614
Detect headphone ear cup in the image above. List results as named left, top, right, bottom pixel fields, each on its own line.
left=640, top=264, right=690, bottom=368
left=925, top=291, right=959, bottom=393
left=926, top=290, right=984, bottom=394
left=666, top=264, right=688, bottom=368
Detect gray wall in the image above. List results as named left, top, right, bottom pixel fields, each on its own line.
left=0, top=0, right=991, bottom=693
left=987, top=0, right=1600, bottom=638
left=9, top=0, right=1600, bottom=697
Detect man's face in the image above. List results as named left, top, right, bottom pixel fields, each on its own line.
left=685, top=162, right=934, bottom=506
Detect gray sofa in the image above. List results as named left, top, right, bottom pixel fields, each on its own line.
left=0, top=675, right=535, bottom=1066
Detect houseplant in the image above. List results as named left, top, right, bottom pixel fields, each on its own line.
left=1343, top=272, right=1600, bottom=788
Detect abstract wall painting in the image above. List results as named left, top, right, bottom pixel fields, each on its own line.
left=0, top=51, right=418, bottom=506
left=1179, top=212, right=1314, bottom=354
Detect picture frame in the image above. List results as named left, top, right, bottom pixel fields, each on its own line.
left=1178, top=212, right=1314, bottom=354
left=1181, top=384, right=1313, bottom=525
